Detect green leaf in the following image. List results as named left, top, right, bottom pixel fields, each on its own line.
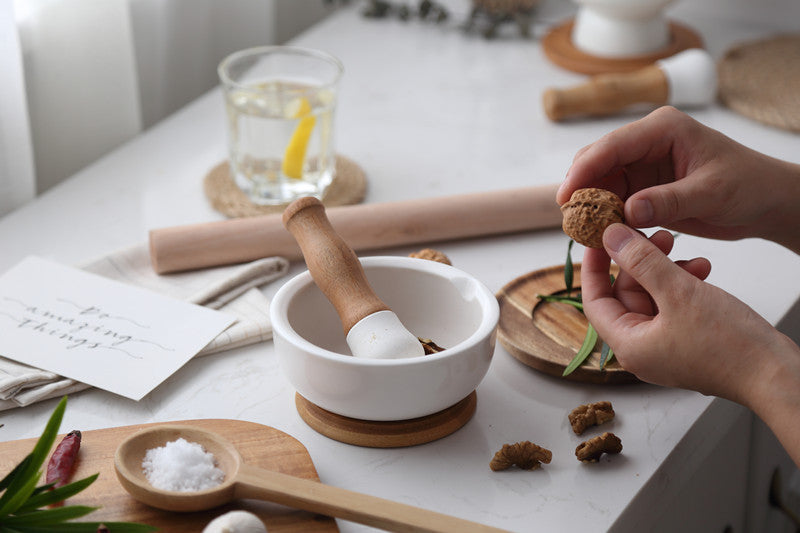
left=563, top=323, right=598, bottom=376
left=2, top=506, right=97, bottom=526
left=16, top=475, right=99, bottom=513
left=564, top=239, right=574, bottom=295
left=0, top=397, right=68, bottom=517
left=599, top=342, right=614, bottom=369
left=0, top=456, right=31, bottom=493
left=536, top=294, right=584, bottom=311
left=0, top=469, right=42, bottom=521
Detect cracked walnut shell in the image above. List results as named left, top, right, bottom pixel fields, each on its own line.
left=561, top=188, right=624, bottom=248
left=575, top=432, right=622, bottom=463
left=490, top=441, right=552, bottom=471
left=568, top=401, right=615, bottom=435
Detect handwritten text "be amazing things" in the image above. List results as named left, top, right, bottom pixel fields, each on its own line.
left=0, top=297, right=173, bottom=358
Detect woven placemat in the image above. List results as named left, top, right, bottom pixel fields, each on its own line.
left=718, top=35, right=800, bottom=132
left=204, top=154, right=368, bottom=218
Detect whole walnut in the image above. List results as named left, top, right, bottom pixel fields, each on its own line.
left=409, top=248, right=451, bottom=265
left=561, top=188, right=625, bottom=248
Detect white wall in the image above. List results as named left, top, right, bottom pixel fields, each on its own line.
left=15, top=0, right=334, bottom=195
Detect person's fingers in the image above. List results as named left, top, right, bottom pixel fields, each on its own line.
left=580, top=248, right=624, bottom=318
left=610, top=229, right=672, bottom=291
left=676, top=257, right=712, bottom=281
left=581, top=246, right=651, bottom=351
left=611, top=230, right=673, bottom=315
left=625, top=169, right=719, bottom=228
left=557, top=107, right=685, bottom=204
left=601, top=224, right=690, bottom=304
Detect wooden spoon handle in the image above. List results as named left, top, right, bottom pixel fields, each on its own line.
left=282, top=196, right=389, bottom=334
left=235, top=465, right=509, bottom=533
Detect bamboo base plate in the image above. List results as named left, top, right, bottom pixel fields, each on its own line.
left=542, top=19, right=704, bottom=74
left=496, top=263, right=638, bottom=384
left=0, top=419, right=338, bottom=532
left=296, top=392, right=477, bottom=448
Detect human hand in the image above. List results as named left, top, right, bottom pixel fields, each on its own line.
left=557, top=106, right=800, bottom=252
left=581, top=224, right=789, bottom=406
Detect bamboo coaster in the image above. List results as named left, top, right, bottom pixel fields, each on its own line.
left=542, top=19, right=703, bottom=74
left=204, top=154, right=368, bottom=218
left=718, top=35, right=800, bottom=132
left=295, top=391, right=477, bottom=448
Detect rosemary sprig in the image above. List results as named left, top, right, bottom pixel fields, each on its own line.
left=562, top=323, right=598, bottom=376
left=0, top=396, right=155, bottom=532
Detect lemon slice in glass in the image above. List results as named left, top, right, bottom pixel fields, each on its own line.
left=282, top=97, right=316, bottom=180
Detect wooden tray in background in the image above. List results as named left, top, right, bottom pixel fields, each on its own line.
left=0, top=419, right=338, bottom=532
left=496, top=264, right=638, bottom=384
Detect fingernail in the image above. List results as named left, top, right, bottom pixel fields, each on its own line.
left=557, top=179, right=568, bottom=198
left=604, top=223, right=635, bottom=253
left=629, top=197, right=654, bottom=225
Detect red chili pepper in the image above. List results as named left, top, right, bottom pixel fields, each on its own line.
left=46, top=429, right=81, bottom=496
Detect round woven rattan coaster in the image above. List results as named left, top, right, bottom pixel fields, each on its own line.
left=204, top=154, right=368, bottom=218
left=718, top=35, right=800, bottom=132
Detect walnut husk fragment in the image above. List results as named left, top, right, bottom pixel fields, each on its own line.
left=568, top=401, right=615, bottom=435
left=561, top=188, right=624, bottom=248
left=575, top=432, right=622, bottom=463
left=409, top=248, right=452, bottom=265
left=490, top=441, right=552, bottom=471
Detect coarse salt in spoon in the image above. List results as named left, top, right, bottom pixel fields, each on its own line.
left=114, top=424, right=507, bottom=533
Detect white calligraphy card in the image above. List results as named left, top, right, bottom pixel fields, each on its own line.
left=0, top=256, right=236, bottom=401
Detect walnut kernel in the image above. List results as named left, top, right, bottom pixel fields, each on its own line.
left=490, top=441, right=552, bottom=471
left=561, top=188, right=624, bottom=248
left=575, top=432, right=622, bottom=463
left=409, top=248, right=452, bottom=265
left=568, top=401, right=615, bottom=435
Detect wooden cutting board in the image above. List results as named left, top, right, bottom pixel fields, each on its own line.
left=496, top=263, right=638, bottom=384
left=0, top=419, right=338, bottom=532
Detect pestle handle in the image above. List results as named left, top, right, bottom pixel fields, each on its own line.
left=282, top=196, right=389, bottom=334
left=543, top=64, right=668, bottom=121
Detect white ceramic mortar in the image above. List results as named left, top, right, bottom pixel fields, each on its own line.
left=270, top=256, right=500, bottom=421
left=572, top=0, right=676, bottom=57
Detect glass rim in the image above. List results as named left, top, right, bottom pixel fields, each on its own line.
left=217, top=45, right=344, bottom=91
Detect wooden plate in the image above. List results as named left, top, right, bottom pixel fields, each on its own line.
left=0, top=419, right=338, bottom=532
left=496, top=264, right=638, bottom=384
left=542, top=19, right=704, bottom=75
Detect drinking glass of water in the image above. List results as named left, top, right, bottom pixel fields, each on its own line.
left=218, top=46, right=343, bottom=205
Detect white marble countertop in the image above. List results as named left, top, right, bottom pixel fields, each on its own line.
left=1, top=2, right=798, bottom=531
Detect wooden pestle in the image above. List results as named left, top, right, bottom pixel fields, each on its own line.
left=283, top=196, right=424, bottom=358
left=148, top=184, right=562, bottom=273
left=282, top=196, right=388, bottom=335
left=543, top=49, right=717, bottom=122
left=543, top=64, right=668, bottom=121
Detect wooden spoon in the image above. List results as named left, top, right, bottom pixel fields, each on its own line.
left=282, top=196, right=424, bottom=359
left=114, top=424, right=508, bottom=533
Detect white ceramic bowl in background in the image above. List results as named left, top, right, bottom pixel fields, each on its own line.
left=270, top=256, right=500, bottom=421
left=572, top=0, right=676, bottom=57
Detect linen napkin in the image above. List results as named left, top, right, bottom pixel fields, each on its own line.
left=0, top=244, right=289, bottom=410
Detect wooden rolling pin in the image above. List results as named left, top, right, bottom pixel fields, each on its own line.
left=543, top=48, right=717, bottom=121
left=149, top=183, right=561, bottom=273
